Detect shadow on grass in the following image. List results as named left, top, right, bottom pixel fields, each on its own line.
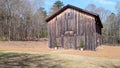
left=0, top=53, right=66, bottom=68
left=99, top=64, right=120, bottom=68
left=0, top=52, right=120, bottom=68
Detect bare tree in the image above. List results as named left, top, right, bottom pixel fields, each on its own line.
left=104, top=13, right=117, bottom=44
left=0, top=0, right=47, bottom=41
left=85, top=4, right=96, bottom=12
left=86, top=4, right=111, bottom=22
left=115, top=2, right=120, bottom=44
left=34, top=7, right=47, bottom=39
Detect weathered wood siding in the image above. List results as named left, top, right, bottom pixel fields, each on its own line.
left=48, top=8, right=101, bottom=50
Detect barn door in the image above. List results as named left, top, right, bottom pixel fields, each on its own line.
left=64, top=36, right=75, bottom=49
left=63, top=31, right=76, bottom=49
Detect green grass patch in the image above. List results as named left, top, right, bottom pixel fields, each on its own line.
left=0, top=51, right=120, bottom=68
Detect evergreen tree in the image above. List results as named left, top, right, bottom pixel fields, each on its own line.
left=49, top=0, right=64, bottom=16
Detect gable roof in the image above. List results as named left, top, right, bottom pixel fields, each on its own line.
left=46, top=4, right=103, bottom=28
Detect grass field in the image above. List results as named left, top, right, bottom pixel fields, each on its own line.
left=0, top=41, right=120, bottom=68
left=0, top=51, right=120, bottom=68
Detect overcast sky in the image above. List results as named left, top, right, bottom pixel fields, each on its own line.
left=43, top=0, right=119, bottom=13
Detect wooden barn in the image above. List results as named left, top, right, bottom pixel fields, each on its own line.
left=46, top=5, right=103, bottom=50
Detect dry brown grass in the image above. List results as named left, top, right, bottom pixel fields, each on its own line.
left=0, top=41, right=52, bottom=52
left=0, top=41, right=120, bottom=59
left=0, top=41, right=120, bottom=68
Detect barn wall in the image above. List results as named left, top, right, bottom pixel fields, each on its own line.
left=48, top=8, right=100, bottom=50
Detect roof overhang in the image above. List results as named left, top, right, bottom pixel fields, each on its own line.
left=46, top=4, right=103, bottom=28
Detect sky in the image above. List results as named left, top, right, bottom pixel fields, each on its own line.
left=43, top=0, right=120, bottom=13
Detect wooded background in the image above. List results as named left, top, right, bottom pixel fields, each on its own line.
left=0, top=0, right=119, bottom=45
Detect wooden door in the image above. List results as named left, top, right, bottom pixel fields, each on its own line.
left=64, top=36, right=75, bottom=49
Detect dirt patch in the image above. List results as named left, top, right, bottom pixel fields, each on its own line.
left=53, top=46, right=120, bottom=59
left=0, top=41, right=52, bottom=52
left=0, top=41, right=120, bottom=59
